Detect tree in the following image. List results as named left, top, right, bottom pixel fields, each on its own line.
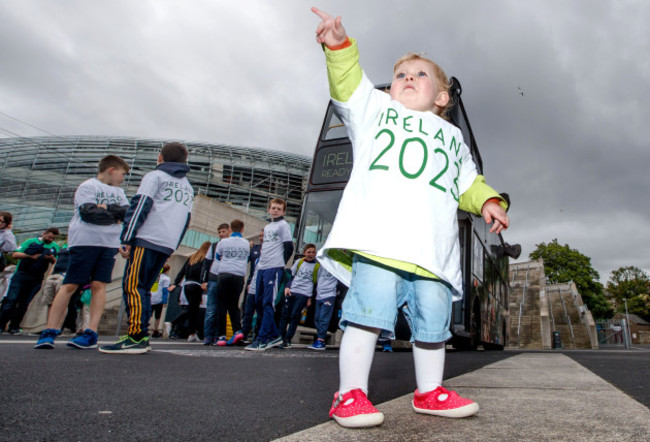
left=529, top=239, right=613, bottom=319
left=606, top=266, right=650, bottom=321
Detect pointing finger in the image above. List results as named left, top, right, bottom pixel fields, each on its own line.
left=311, top=7, right=331, bottom=20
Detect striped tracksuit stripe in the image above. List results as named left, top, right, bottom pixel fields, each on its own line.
left=122, top=246, right=168, bottom=338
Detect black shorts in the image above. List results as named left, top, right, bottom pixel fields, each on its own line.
left=63, top=246, right=119, bottom=285
left=151, top=303, right=163, bottom=320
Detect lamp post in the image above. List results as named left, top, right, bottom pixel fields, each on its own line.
left=623, top=298, right=632, bottom=348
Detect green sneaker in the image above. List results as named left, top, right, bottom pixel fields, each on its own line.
left=99, top=335, right=151, bottom=354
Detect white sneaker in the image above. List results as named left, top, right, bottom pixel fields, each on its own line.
left=187, top=334, right=198, bottom=343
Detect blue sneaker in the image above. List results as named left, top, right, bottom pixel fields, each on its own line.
left=244, top=339, right=265, bottom=351
left=308, top=339, right=326, bottom=351
left=34, top=329, right=61, bottom=349
left=99, top=335, right=151, bottom=354
left=266, top=335, right=283, bottom=349
left=382, top=342, right=393, bottom=352
left=67, top=329, right=98, bottom=349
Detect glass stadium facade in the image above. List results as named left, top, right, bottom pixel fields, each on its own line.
left=0, top=136, right=311, bottom=241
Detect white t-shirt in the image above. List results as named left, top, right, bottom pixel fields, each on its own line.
left=288, top=259, right=317, bottom=297
left=216, top=235, right=250, bottom=276
left=68, top=178, right=128, bottom=248
left=0, top=229, right=17, bottom=252
left=151, top=274, right=171, bottom=305
left=206, top=242, right=221, bottom=277
left=317, top=74, right=478, bottom=299
left=124, top=167, right=194, bottom=253
left=257, top=219, right=292, bottom=270
left=316, top=265, right=338, bottom=301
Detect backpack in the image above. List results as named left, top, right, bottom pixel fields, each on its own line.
left=296, top=258, right=320, bottom=284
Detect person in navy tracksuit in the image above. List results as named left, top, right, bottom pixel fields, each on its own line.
left=244, top=198, right=293, bottom=351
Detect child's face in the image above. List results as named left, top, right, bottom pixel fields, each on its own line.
left=105, top=167, right=127, bottom=186
left=218, top=228, right=230, bottom=239
left=390, top=59, right=446, bottom=113
left=268, top=203, right=286, bottom=219
left=303, top=247, right=317, bottom=261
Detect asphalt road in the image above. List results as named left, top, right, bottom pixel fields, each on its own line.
left=0, top=336, right=648, bottom=441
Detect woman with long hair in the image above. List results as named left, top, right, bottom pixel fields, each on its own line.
left=169, top=241, right=211, bottom=342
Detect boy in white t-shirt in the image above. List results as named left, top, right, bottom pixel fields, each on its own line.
left=308, top=262, right=340, bottom=351
left=213, top=219, right=250, bottom=346
left=245, top=198, right=294, bottom=351
left=312, top=8, right=510, bottom=428
left=101, top=142, right=194, bottom=354
left=35, top=155, right=130, bottom=349
left=278, top=244, right=318, bottom=348
left=201, top=223, right=231, bottom=345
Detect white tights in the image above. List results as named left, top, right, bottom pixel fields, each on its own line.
left=338, top=325, right=445, bottom=395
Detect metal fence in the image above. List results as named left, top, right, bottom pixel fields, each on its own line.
left=595, top=319, right=630, bottom=349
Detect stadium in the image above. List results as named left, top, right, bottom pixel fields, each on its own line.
left=0, top=136, right=311, bottom=243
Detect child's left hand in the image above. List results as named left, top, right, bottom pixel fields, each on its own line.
left=481, top=201, right=509, bottom=234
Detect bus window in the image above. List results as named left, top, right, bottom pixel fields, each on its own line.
left=296, top=189, right=344, bottom=251
left=322, top=106, right=348, bottom=141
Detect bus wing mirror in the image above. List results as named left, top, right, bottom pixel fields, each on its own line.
left=491, top=243, right=522, bottom=260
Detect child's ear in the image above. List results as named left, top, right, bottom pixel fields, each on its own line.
left=435, top=91, right=450, bottom=108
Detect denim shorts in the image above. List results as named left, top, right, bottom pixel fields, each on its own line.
left=340, top=254, right=453, bottom=344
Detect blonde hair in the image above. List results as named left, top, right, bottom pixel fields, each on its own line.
left=188, top=241, right=211, bottom=265
left=393, top=53, right=453, bottom=119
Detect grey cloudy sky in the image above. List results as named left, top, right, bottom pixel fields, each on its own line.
left=1, top=1, right=648, bottom=283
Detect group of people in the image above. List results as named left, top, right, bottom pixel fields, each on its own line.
left=0, top=214, right=60, bottom=335
left=163, top=200, right=343, bottom=352
left=16, top=142, right=194, bottom=354
left=0, top=142, right=341, bottom=354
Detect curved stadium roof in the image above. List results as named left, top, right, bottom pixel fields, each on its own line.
left=0, top=136, right=310, bottom=237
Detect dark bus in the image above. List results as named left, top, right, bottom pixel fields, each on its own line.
left=295, top=78, right=519, bottom=350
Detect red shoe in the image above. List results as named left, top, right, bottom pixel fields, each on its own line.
left=412, top=386, right=479, bottom=418
left=329, top=389, right=384, bottom=428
